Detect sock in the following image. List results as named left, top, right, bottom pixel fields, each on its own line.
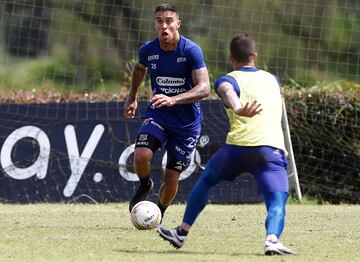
left=157, top=201, right=168, bottom=217
left=139, top=176, right=151, bottom=189
left=176, top=226, right=188, bottom=236
left=266, top=234, right=278, bottom=243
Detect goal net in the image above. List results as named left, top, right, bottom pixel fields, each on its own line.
left=0, top=0, right=359, bottom=203
left=0, top=0, right=358, bottom=90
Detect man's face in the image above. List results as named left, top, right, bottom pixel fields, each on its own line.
left=155, top=11, right=181, bottom=44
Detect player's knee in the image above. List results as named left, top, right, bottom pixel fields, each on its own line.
left=268, top=205, right=286, bottom=219
left=201, top=165, right=221, bottom=187
left=163, top=172, right=180, bottom=186
left=134, top=148, right=152, bottom=165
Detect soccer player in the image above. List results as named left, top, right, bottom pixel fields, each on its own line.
left=157, top=34, right=296, bottom=256
left=123, top=4, right=210, bottom=219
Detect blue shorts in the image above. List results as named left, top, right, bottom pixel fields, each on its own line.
left=137, top=118, right=200, bottom=165
left=207, top=144, right=289, bottom=193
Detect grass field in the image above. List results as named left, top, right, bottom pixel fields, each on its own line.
left=0, top=203, right=359, bottom=262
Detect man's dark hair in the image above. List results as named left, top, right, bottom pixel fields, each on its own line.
left=155, top=3, right=179, bottom=17
left=230, top=34, right=255, bottom=63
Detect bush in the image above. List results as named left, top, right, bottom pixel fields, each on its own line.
left=284, top=81, right=360, bottom=203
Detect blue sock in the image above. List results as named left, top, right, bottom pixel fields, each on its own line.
left=183, top=165, right=221, bottom=226
left=263, top=191, right=288, bottom=239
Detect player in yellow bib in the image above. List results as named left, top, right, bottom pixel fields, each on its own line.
left=157, top=34, right=296, bottom=256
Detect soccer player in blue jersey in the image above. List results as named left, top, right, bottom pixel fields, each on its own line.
left=123, top=3, right=210, bottom=218
left=157, top=34, right=296, bottom=256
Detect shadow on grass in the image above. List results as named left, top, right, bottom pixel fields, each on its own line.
left=113, top=248, right=263, bottom=257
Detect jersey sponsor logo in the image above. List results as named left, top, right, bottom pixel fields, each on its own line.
left=136, top=141, right=149, bottom=146
left=177, top=57, right=186, bottom=62
left=141, top=118, right=165, bottom=131
left=175, top=145, right=186, bottom=155
left=148, top=55, right=159, bottom=61
left=159, top=87, right=187, bottom=95
left=138, top=134, right=148, bottom=141
left=156, top=77, right=185, bottom=86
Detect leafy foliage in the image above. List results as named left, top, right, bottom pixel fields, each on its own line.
left=0, top=0, right=359, bottom=92
left=284, top=81, right=360, bottom=203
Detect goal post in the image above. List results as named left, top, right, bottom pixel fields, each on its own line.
left=282, top=96, right=302, bottom=201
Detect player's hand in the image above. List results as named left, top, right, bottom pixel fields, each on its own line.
left=150, top=94, right=176, bottom=108
left=235, top=101, right=262, bottom=117
left=123, top=100, right=138, bottom=119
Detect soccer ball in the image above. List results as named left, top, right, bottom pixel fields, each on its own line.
left=130, top=201, right=162, bottom=230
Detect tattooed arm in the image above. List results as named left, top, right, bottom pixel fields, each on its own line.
left=150, top=67, right=210, bottom=108
left=123, top=63, right=147, bottom=118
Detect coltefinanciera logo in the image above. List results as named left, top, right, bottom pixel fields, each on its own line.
left=156, top=77, right=185, bottom=86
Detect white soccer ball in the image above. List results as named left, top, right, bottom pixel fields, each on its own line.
left=130, top=201, right=162, bottom=230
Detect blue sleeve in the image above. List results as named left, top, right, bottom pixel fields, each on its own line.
left=214, top=76, right=240, bottom=97
left=189, top=45, right=206, bottom=70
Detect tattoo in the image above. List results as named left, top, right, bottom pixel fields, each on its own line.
left=128, top=63, right=147, bottom=100
left=192, top=67, right=210, bottom=98
left=172, top=67, right=210, bottom=105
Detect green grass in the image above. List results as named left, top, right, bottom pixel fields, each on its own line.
left=0, top=203, right=359, bottom=261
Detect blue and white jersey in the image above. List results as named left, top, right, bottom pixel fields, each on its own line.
left=138, top=36, right=206, bottom=133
